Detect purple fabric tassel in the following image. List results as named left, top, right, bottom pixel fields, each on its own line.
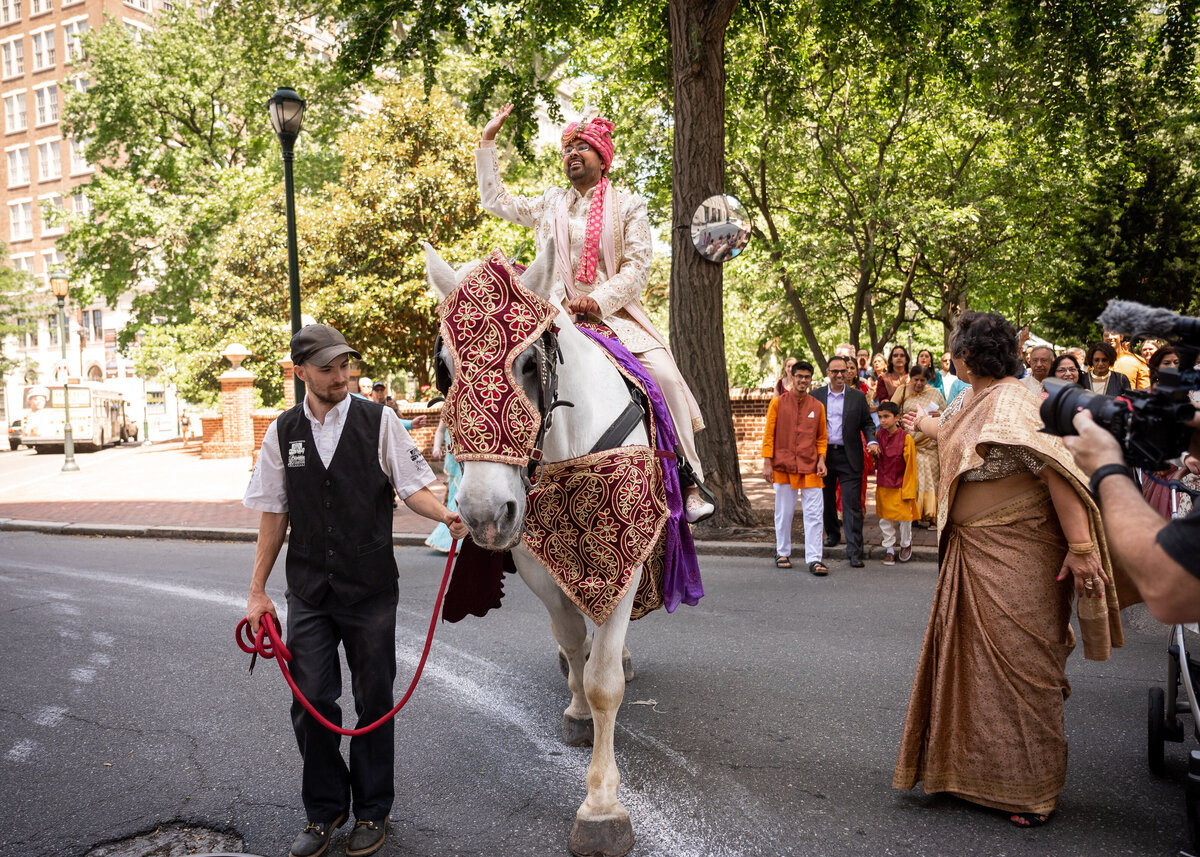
left=577, top=326, right=704, bottom=611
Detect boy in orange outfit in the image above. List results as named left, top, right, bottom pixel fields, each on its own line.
left=763, top=360, right=829, bottom=575
left=874, top=401, right=918, bottom=565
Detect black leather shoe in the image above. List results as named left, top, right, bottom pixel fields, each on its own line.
left=346, top=817, right=388, bottom=857
left=289, top=810, right=348, bottom=857
left=824, top=533, right=840, bottom=548
left=849, top=557, right=865, bottom=568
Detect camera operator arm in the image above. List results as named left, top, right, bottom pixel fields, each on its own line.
left=1065, top=410, right=1200, bottom=623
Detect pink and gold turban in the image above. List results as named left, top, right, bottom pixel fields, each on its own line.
left=561, top=116, right=615, bottom=173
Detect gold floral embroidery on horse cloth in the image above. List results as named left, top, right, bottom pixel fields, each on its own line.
left=437, top=250, right=558, bottom=465
left=524, top=446, right=670, bottom=625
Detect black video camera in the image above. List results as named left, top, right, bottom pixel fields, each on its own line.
left=1039, top=301, right=1200, bottom=471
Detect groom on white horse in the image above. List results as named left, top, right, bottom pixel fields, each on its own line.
left=477, top=105, right=714, bottom=524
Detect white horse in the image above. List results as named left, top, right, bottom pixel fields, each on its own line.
left=426, top=238, right=651, bottom=857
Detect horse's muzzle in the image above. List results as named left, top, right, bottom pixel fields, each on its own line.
left=460, top=497, right=524, bottom=552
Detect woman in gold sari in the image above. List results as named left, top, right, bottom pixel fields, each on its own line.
left=892, top=365, right=946, bottom=527
left=893, top=311, right=1128, bottom=827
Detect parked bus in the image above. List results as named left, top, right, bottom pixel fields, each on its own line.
left=21, top=384, right=137, bottom=453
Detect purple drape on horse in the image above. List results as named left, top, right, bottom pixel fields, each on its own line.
left=576, top=326, right=703, bottom=611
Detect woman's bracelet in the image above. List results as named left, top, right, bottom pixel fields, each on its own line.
left=1067, top=541, right=1095, bottom=555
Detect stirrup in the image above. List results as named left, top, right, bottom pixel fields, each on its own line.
left=676, top=447, right=717, bottom=507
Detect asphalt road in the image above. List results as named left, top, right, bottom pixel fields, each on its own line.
left=0, top=532, right=1192, bottom=857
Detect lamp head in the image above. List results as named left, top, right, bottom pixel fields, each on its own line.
left=267, top=87, right=306, bottom=147
left=49, top=270, right=68, bottom=298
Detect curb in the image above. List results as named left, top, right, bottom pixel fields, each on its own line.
left=0, top=516, right=940, bottom=562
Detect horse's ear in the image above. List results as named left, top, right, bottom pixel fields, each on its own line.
left=424, top=242, right=457, bottom=302
left=521, top=236, right=557, bottom=301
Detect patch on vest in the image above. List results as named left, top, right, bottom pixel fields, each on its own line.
left=287, top=440, right=306, bottom=468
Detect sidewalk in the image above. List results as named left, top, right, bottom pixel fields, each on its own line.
left=0, top=442, right=938, bottom=561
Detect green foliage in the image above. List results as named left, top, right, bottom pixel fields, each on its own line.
left=58, top=0, right=352, bottom=337
left=0, top=253, right=46, bottom=377
left=150, top=81, right=485, bottom=404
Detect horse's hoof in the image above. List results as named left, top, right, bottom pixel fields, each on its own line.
left=621, top=651, right=635, bottom=682
left=569, top=816, right=635, bottom=857
left=562, top=713, right=594, bottom=747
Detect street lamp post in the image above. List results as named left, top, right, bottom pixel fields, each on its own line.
left=267, top=86, right=307, bottom=404
left=48, top=270, right=79, bottom=472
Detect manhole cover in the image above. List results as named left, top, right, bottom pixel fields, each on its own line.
left=83, top=823, right=249, bottom=857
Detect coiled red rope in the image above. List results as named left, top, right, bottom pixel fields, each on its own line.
left=235, top=539, right=458, bottom=736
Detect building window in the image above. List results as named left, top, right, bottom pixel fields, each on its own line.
left=29, top=0, right=49, bottom=15
left=40, top=247, right=62, bottom=273
left=91, top=308, right=101, bottom=339
left=124, top=0, right=148, bottom=10
left=6, top=145, right=29, bottom=186
left=2, top=39, right=23, bottom=79
left=4, top=91, right=25, bottom=132
left=34, top=84, right=56, bottom=125
left=68, top=136, right=88, bottom=174
left=70, top=189, right=90, bottom=216
left=30, top=30, right=53, bottom=70
left=16, top=316, right=37, bottom=347
left=39, top=193, right=61, bottom=234
left=9, top=200, right=31, bottom=240
left=62, top=19, right=85, bottom=62
left=0, top=0, right=21, bottom=25
left=11, top=252, right=31, bottom=271
left=36, top=139, right=59, bottom=180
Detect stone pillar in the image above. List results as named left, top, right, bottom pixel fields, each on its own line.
left=279, top=357, right=295, bottom=410
left=201, top=343, right=256, bottom=459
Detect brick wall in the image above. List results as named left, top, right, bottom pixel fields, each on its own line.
left=731, top=388, right=774, bottom=465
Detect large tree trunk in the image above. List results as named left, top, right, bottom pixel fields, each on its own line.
left=668, top=0, right=751, bottom=526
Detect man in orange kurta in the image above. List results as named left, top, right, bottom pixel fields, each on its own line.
left=763, top=360, right=829, bottom=575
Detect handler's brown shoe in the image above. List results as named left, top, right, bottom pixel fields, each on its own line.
left=288, top=810, right=347, bottom=857
left=346, top=817, right=388, bottom=857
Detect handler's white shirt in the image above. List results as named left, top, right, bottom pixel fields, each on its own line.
left=243, top=395, right=435, bottom=514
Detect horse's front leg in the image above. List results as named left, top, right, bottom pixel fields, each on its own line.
left=570, top=565, right=639, bottom=857
left=512, top=552, right=594, bottom=745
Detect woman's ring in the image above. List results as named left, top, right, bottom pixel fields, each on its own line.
left=1084, top=579, right=1094, bottom=588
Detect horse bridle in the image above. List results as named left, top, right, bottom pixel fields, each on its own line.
left=434, top=321, right=652, bottom=493
left=434, top=326, right=576, bottom=490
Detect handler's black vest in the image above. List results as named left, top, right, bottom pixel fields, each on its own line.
left=277, top=397, right=397, bottom=605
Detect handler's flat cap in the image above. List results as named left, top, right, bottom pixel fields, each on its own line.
left=291, top=324, right=360, bottom=367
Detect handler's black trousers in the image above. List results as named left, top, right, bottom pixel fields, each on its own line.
left=286, top=582, right=398, bottom=823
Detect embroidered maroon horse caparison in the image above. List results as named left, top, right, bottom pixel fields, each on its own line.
left=438, top=250, right=670, bottom=624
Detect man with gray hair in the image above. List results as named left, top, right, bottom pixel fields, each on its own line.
left=1021, top=345, right=1055, bottom=394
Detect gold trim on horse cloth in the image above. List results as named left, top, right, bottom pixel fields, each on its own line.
left=524, top=446, right=670, bottom=624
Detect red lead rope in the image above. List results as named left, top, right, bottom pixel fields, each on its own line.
left=235, top=539, right=458, bottom=736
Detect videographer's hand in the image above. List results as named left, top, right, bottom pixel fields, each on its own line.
left=1062, top=410, right=1126, bottom=476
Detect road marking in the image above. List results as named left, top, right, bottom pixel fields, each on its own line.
left=5, top=738, right=39, bottom=763
left=33, top=706, right=68, bottom=727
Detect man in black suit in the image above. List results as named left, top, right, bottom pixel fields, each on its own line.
left=812, top=355, right=880, bottom=567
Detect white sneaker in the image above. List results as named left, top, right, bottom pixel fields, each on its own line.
left=685, top=493, right=715, bottom=524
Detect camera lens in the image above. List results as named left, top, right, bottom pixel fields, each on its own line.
left=1040, top=378, right=1130, bottom=438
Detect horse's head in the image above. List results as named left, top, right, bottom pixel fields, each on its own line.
left=425, top=238, right=561, bottom=550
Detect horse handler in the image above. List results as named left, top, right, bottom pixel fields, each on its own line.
left=243, top=323, right=467, bottom=857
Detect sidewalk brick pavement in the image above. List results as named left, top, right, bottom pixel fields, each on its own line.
left=0, top=442, right=938, bottom=558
